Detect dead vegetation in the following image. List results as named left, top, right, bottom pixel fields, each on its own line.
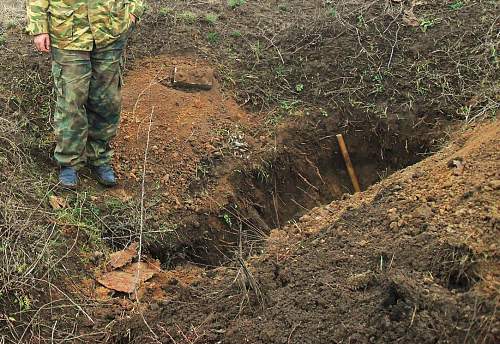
left=0, top=0, right=24, bottom=28
left=136, top=0, right=498, bottom=123
left=0, top=0, right=498, bottom=343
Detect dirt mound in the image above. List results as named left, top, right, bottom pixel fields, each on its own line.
left=109, top=121, right=499, bottom=343
left=0, top=1, right=498, bottom=343
left=103, top=54, right=443, bottom=270
left=112, top=56, right=257, bottom=209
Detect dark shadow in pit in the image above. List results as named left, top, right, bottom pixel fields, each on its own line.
left=147, top=116, right=445, bottom=269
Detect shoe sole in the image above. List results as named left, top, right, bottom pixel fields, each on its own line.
left=59, top=182, right=78, bottom=190
left=94, top=175, right=118, bottom=187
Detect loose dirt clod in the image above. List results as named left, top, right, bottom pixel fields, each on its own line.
left=172, top=66, right=214, bottom=90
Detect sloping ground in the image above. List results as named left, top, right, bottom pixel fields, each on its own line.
left=103, top=54, right=441, bottom=269
left=112, top=120, right=499, bottom=343
left=0, top=1, right=498, bottom=343
left=111, top=55, right=258, bottom=214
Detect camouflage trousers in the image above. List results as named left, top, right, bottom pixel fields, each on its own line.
left=51, top=32, right=129, bottom=169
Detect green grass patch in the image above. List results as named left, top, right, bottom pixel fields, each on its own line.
left=207, top=31, right=220, bottom=44
left=449, top=1, right=464, bottom=10
left=230, top=30, right=242, bottom=38
left=228, top=0, right=246, bottom=9
left=420, top=18, right=437, bottom=32
left=159, top=7, right=174, bottom=16
left=205, top=13, right=219, bottom=24
left=178, top=11, right=197, bottom=24
left=278, top=4, right=289, bottom=12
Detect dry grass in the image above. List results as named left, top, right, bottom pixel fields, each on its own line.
left=139, top=0, right=498, bottom=126
left=0, top=0, right=24, bottom=27
left=0, top=0, right=498, bottom=342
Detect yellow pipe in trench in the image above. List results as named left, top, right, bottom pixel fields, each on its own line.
left=336, top=134, right=361, bottom=193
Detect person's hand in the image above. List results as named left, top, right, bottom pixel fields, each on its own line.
left=130, top=14, right=137, bottom=24
left=34, top=34, right=51, bottom=53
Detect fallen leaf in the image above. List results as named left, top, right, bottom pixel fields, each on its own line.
left=97, top=261, right=160, bottom=293
left=97, top=271, right=140, bottom=293
left=108, top=242, right=139, bottom=269
left=403, top=9, right=419, bottom=27
left=123, top=261, right=161, bottom=277
left=49, top=195, right=67, bottom=210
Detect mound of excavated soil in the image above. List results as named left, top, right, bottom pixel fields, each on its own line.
left=108, top=120, right=499, bottom=343
left=1, top=1, right=498, bottom=343
left=111, top=56, right=259, bottom=212
left=105, top=55, right=442, bottom=270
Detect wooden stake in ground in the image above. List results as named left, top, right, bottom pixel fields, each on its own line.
left=336, top=134, right=361, bottom=193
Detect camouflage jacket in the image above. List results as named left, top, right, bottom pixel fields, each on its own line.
left=26, top=0, right=145, bottom=51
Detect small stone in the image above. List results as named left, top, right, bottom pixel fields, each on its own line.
left=462, top=190, right=474, bottom=199
left=388, top=212, right=399, bottom=222
left=412, top=171, right=424, bottom=179
left=392, top=184, right=402, bottom=191
left=442, top=182, right=453, bottom=189
left=346, top=271, right=375, bottom=291
left=447, top=157, right=465, bottom=176
left=413, top=204, right=433, bottom=218
left=488, top=180, right=500, bottom=190
left=300, top=214, right=311, bottom=222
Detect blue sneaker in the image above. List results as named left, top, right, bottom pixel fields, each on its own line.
left=59, top=167, right=78, bottom=189
left=91, top=164, right=117, bottom=186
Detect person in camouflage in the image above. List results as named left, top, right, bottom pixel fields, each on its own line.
left=26, top=0, right=145, bottom=188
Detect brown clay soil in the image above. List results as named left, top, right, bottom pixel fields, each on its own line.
left=0, top=1, right=499, bottom=343
left=111, top=56, right=259, bottom=214
left=102, top=120, right=499, bottom=344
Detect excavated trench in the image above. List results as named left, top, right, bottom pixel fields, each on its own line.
left=101, top=56, right=447, bottom=271
left=145, top=117, right=443, bottom=269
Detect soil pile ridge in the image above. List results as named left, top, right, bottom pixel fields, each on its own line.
left=113, top=56, right=257, bottom=210
left=112, top=120, right=499, bottom=344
